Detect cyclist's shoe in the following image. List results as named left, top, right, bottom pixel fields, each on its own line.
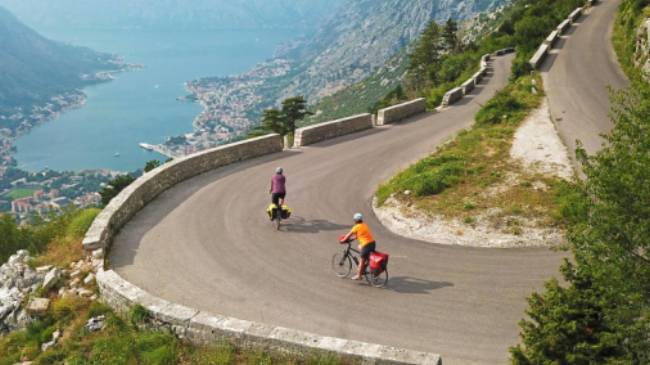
left=351, top=275, right=362, bottom=281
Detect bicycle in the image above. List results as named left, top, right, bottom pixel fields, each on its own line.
left=331, top=237, right=389, bottom=288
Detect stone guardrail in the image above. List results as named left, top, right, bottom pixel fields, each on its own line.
left=97, top=269, right=442, bottom=365
left=293, top=113, right=373, bottom=147
left=461, top=78, right=475, bottom=95
left=495, top=47, right=515, bottom=56
left=530, top=6, right=586, bottom=69
left=544, top=29, right=559, bottom=47
left=376, top=98, right=426, bottom=125
left=82, top=133, right=284, bottom=251
left=569, top=7, right=583, bottom=23
left=557, top=19, right=571, bottom=35
left=529, top=43, right=550, bottom=69
left=441, top=87, right=463, bottom=106
left=441, top=52, right=492, bottom=106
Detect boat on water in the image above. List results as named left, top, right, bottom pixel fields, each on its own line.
left=113, top=152, right=120, bottom=158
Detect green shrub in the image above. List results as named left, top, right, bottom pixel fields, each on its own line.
left=191, top=343, right=235, bottom=365
left=130, top=304, right=151, bottom=326
left=65, top=208, right=100, bottom=238
left=136, top=332, right=177, bottom=365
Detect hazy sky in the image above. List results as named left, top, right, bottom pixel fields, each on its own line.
left=0, top=0, right=344, bottom=31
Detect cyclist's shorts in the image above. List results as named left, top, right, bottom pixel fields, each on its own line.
left=271, top=192, right=286, bottom=206
left=360, top=242, right=376, bottom=259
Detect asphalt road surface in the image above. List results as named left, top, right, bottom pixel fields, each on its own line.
left=543, top=0, right=628, bottom=167
left=110, top=3, right=625, bottom=362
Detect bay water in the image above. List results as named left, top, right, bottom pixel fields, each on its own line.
left=14, top=28, right=296, bottom=172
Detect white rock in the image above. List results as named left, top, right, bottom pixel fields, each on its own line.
left=36, top=265, right=53, bottom=274
left=83, top=273, right=95, bottom=285
left=26, top=298, right=50, bottom=316
left=77, top=288, right=93, bottom=297
left=69, top=278, right=81, bottom=288
left=91, top=249, right=104, bottom=259
left=70, top=270, right=82, bottom=279
left=42, top=268, right=60, bottom=290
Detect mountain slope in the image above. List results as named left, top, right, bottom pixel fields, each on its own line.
left=167, top=0, right=510, bottom=154
left=0, top=6, right=121, bottom=117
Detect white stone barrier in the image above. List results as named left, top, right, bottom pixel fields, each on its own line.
left=461, top=78, right=475, bottom=95
left=82, top=134, right=284, bottom=251
left=293, top=113, right=373, bottom=147
left=480, top=53, right=491, bottom=69
left=473, top=70, right=484, bottom=84
left=377, top=98, right=426, bottom=125
left=557, top=19, right=571, bottom=34
left=442, top=87, right=463, bottom=107
left=544, top=30, right=559, bottom=47
left=97, top=269, right=443, bottom=365
left=495, top=47, right=515, bottom=56
left=529, top=43, right=550, bottom=69
left=569, top=7, right=583, bottom=22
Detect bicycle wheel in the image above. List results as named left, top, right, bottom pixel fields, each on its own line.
left=367, top=269, right=389, bottom=288
left=331, top=253, right=352, bottom=278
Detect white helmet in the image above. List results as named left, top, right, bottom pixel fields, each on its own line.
left=353, top=213, right=363, bottom=222
left=276, top=167, right=283, bottom=174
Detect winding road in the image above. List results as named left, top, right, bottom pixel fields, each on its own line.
left=543, top=0, right=628, bottom=165
left=110, top=2, right=627, bottom=364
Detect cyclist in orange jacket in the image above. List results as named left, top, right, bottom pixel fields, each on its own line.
left=340, top=213, right=376, bottom=280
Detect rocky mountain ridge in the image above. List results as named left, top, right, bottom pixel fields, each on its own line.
left=161, top=0, right=510, bottom=155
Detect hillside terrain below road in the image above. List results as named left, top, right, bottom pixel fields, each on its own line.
left=543, top=0, right=629, bottom=166
left=110, top=54, right=564, bottom=365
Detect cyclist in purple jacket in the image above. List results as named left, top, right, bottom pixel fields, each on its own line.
left=270, top=167, right=286, bottom=207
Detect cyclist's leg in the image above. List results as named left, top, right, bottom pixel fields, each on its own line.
left=279, top=192, right=286, bottom=206
left=353, top=242, right=374, bottom=280
left=271, top=193, right=280, bottom=218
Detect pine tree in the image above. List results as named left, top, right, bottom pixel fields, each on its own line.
left=408, top=21, right=442, bottom=89
left=442, top=18, right=458, bottom=52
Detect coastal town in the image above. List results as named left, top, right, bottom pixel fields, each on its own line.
left=0, top=64, right=138, bottom=222
left=147, top=58, right=292, bottom=157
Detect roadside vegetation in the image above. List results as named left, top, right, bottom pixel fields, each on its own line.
left=0, top=208, right=347, bottom=365
left=510, top=0, right=650, bottom=362
left=376, top=0, right=589, bottom=234
left=377, top=76, right=577, bottom=233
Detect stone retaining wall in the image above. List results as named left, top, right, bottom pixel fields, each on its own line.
left=82, top=134, right=284, bottom=251
left=293, top=113, right=373, bottom=147
left=97, top=269, right=442, bottom=365
left=557, top=19, right=571, bottom=34
left=376, top=98, right=426, bottom=125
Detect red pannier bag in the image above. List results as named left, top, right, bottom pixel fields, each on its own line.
left=369, top=251, right=389, bottom=274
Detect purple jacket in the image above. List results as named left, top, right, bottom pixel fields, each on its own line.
left=271, top=174, right=286, bottom=194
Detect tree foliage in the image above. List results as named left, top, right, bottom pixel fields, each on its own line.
left=511, top=84, right=650, bottom=365
left=253, top=95, right=312, bottom=137
left=99, top=174, right=136, bottom=206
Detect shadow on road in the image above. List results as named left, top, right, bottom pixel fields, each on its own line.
left=385, top=276, right=453, bottom=294
left=281, top=216, right=348, bottom=234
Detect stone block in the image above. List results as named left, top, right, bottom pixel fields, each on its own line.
left=293, top=114, right=373, bottom=147
left=42, top=268, right=60, bottom=290
left=461, top=78, right=475, bottom=95
left=557, top=19, right=571, bottom=34
left=376, top=98, right=426, bottom=125
left=529, top=43, right=550, bottom=69
left=544, top=30, right=559, bottom=47
left=26, top=298, right=50, bottom=316
left=442, top=87, right=463, bottom=106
